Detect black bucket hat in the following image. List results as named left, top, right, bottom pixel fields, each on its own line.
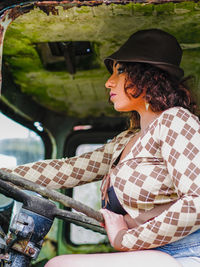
left=104, top=29, right=184, bottom=80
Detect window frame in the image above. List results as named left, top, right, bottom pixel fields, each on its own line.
left=62, top=128, right=122, bottom=245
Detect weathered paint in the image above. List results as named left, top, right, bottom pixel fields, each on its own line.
left=0, top=11, right=13, bottom=94
left=0, top=5, right=31, bottom=93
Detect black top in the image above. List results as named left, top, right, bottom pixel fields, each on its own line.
left=102, top=186, right=127, bottom=215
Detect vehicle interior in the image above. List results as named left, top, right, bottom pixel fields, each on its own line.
left=0, top=0, right=200, bottom=266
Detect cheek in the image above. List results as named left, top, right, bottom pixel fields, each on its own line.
left=121, top=89, right=133, bottom=104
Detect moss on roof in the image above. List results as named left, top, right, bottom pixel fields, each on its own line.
left=3, top=2, right=200, bottom=117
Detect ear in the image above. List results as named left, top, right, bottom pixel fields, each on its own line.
left=125, top=87, right=135, bottom=99
left=126, top=87, right=136, bottom=94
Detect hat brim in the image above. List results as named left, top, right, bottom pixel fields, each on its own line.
left=104, top=57, right=184, bottom=80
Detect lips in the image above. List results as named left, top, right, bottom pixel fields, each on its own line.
left=110, top=93, right=116, bottom=98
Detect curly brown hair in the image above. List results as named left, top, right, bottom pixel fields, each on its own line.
left=119, top=62, right=196, bottom=129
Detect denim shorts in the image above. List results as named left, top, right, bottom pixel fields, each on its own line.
left=153, top=228, right=200, bottom=265
left=176, top=256, right=200, bottom=266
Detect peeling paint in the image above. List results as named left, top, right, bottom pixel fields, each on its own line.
left=38, top=5, right=59, bottom=15
left=0, top=11, right=13, bottom=94
left=7, top=6, right=30, bottom=21
left=35, top=0, right=105, bottom=13
left=0, top=25, right=4, bottom=46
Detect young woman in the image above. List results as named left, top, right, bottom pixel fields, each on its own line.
left=2, top=29, right=200, bottom=266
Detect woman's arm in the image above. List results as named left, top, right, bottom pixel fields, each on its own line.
left=100, top=208, right=128, bottom=250
left=1, top=131, right=129, bottom=189
left=102, top=108, right=200, bottom=251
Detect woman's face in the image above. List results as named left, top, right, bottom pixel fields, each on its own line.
left=105, top=62, right=145, bottom=113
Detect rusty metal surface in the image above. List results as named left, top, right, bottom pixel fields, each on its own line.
left=0, top=0, right=200, bottom=18
left=1, top=0, right=199, bottom=14
left=0, top=0, right=199, bottom=18
left=0, top=11, right=13, bottom=94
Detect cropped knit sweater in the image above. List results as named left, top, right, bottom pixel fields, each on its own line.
left=2, top=107, right=200, bottom=250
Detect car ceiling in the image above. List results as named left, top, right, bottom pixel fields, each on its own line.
left=2, top=1, right=200, bottom=118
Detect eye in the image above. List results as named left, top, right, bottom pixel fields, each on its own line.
left=117, top=67, right=125, bottom=74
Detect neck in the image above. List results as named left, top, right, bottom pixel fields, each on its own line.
left=139, top=109, right=162, bottom=133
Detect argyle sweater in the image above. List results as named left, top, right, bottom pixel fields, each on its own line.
left=2, top=107, right=200, bottom=250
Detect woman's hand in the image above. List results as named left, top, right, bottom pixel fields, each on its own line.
left=100, top=209, right=128, bottom=247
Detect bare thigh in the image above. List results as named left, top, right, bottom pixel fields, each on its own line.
left=45, top=250, right=181, bottom=267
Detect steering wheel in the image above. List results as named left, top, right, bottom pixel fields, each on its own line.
left=0, top=170, right=105, bottom=267
left=0, top=170, right=105, bottom=229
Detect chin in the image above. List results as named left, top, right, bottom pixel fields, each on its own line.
left=114, top=106, right=132, bottom=112
left=114, top=106, right=123, bottom=112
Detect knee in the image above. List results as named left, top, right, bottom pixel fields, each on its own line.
left=44, top=255, right=73, bottom=267
left=44, top=256, right=60, bottom=267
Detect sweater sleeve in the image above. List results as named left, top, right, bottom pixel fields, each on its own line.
left=115, top=108, right=200, bottom=250
left=1, top=131, right=127, bottom=190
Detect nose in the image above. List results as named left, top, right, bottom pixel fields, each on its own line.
left=105, top=74, right=116, bottom=89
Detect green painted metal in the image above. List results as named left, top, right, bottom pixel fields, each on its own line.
left=1, top=1, right=200, bottom=264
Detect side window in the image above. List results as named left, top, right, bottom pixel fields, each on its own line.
left=0, top=112, right=44, bottom=167
left=71, top=144, right=106, bottom=244
left=0, top=112, right=45, bottom=233
left=63, top=129, right=121, bottom=245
